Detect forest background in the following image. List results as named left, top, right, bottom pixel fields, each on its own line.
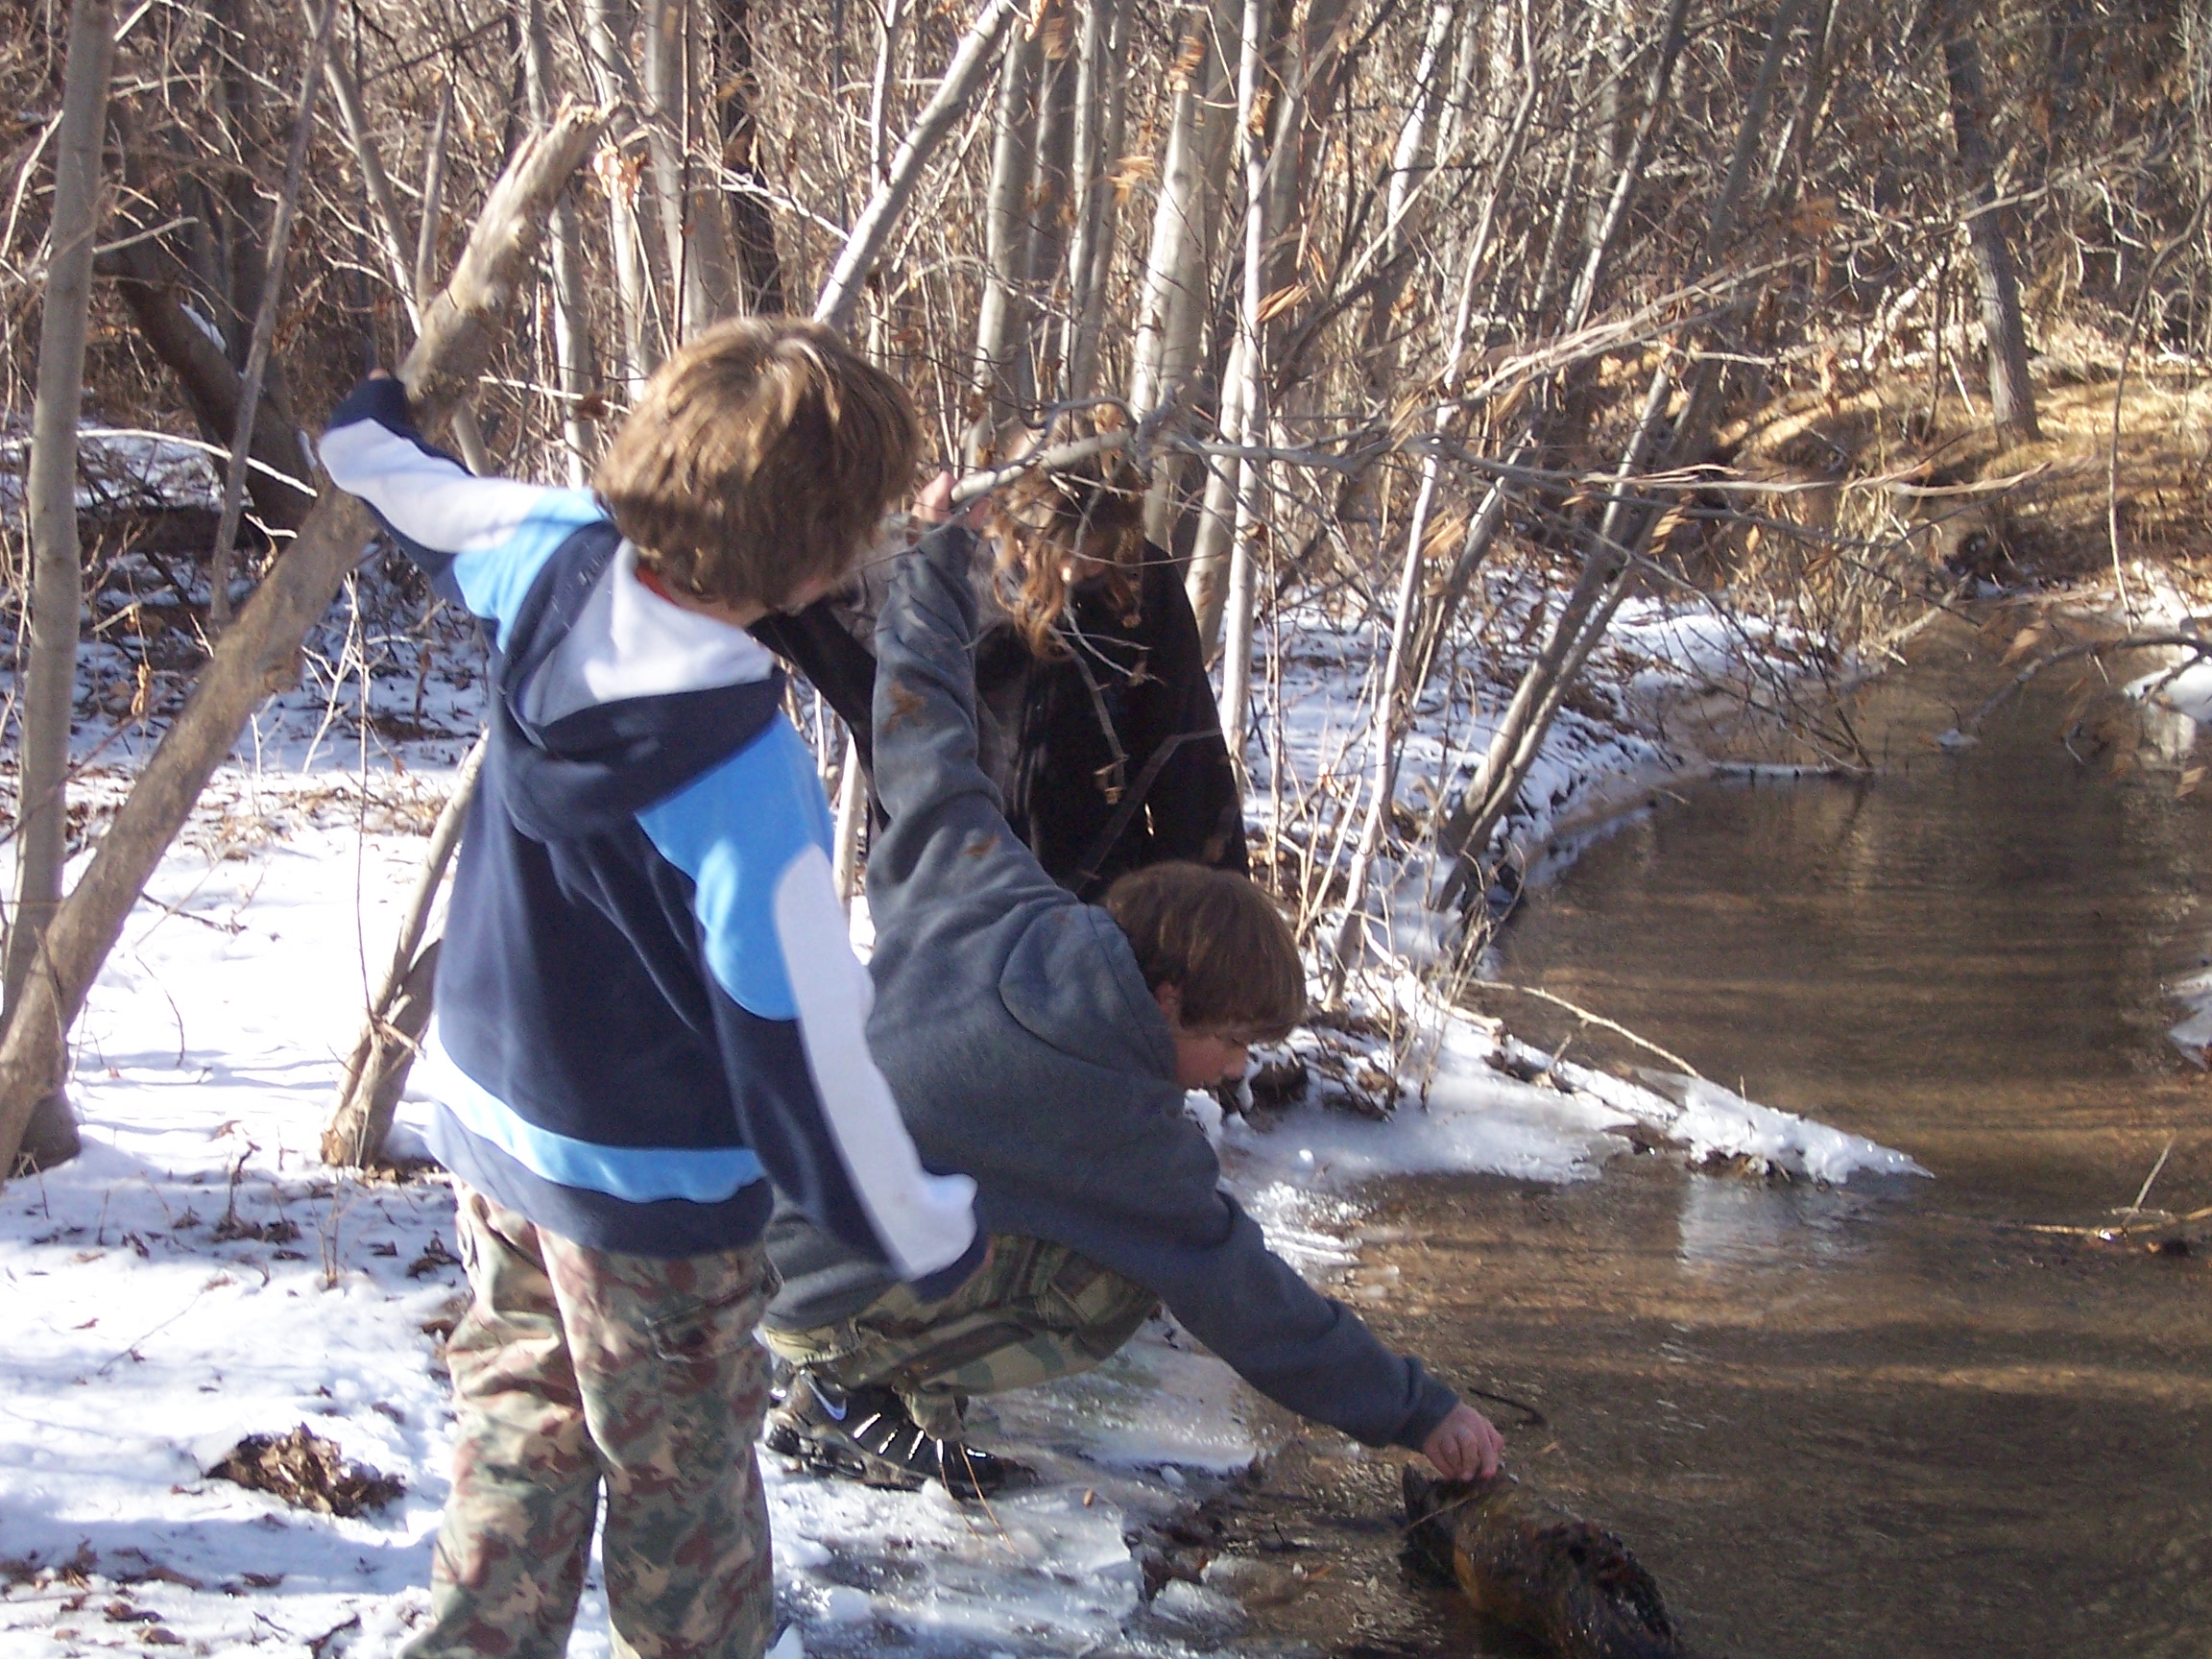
left=2, top=0, right=2211, bottom=1180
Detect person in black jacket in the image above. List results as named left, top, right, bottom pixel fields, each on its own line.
left=752, top=421, right=1246, bottom=899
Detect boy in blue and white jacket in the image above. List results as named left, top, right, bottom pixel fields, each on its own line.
left=321, top=319, right=979, bottom=1659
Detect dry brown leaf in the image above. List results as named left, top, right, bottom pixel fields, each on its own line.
left=1255, top=281, right=1308, bottom=325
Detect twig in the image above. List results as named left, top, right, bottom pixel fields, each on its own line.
left=1468, top=982, right=1704, bottom=1080
left=2123, top=1137, right=2176, bottom=1217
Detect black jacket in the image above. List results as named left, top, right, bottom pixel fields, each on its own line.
left=754, top=546, right=1246, bottom=900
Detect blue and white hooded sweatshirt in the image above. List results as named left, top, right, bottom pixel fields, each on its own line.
left=319, top=377, right=980, bottom=1283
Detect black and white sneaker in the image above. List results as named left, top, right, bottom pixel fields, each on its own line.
left=765, top=1373, right=1015, bottom=1501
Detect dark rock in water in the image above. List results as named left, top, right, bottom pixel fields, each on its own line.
left=1403, top=1466, right=1688, bottom=1659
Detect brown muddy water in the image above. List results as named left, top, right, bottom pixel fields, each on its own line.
left=1220, top=627, right=2212, bottom=1659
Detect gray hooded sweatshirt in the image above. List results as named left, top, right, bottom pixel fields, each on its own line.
left=765, top=524, right=1460, bottom=1454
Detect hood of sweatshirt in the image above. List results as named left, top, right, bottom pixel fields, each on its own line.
left=997, top=900, right=1179, bottom=1080
left=490, top=524, right=787, bottom=842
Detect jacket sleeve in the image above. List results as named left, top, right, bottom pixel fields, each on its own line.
left=319, top=376, right=604, bottom=646
left=863, top=524, right=1074, bottom=929
left=1143, top=1188, right=1461, bottom=1452
left=1129, top=554, right=1249, bottom=875
left=637, top=727, right=979, bottom=1287
left=1022, top=1080, right=1459, bottom=1452
left=749, top=599, right=881, bottom=775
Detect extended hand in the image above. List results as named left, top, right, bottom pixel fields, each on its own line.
left=1422, top=1402, right=1504, bottom=1481
left=910, top=470, right=990, bottom=532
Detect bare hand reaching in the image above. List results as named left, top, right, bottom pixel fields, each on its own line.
left=910, top=469, right=989, bottom=532
left=1422, top=1402, right=1504, bottom=1481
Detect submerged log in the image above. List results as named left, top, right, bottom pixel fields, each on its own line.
left=1403, top=1465, right=1689, bottom=1659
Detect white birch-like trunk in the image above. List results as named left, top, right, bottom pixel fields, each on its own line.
left=2, top=0, right=114, bottom=1169
left=968, top=27, right=1039, bottom=460
left=1128, top=12, right=1210, bottom=546
left=1214, top=0, right=1270, bottom=777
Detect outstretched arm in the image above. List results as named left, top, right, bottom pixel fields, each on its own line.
left=862, top=510, right=1070, bottom=933
left=319, top=375, right=603, bottom=647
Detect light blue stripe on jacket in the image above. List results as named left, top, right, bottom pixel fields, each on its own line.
left=421, top=1031, right=767, bottom=1203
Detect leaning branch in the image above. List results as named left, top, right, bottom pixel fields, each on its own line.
left=813, top=0, right=1022, bottom=333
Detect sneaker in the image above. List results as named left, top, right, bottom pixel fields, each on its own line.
left=766, top=1373, right=1014, bottom=1501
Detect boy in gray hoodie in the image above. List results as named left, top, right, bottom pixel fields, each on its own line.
left=760, top=482, right=1503, bottom=1498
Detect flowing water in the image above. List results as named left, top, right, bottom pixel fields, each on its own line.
left=1222, top=625, right=2212, bottom=1659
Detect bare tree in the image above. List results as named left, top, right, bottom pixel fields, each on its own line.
left=2, top=0, right=116, bottom=1171
left=1940, top=0, right=2040, bottom=440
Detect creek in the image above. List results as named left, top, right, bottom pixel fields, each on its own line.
left=1221, top=622, right=2212, bottom=1658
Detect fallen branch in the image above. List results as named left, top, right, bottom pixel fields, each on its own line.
left=0, top=103, right=611, bottom=1182
left=1946, top=632, right=2212, bottom=744
left=1465, top=982, right=1705, bottom=1080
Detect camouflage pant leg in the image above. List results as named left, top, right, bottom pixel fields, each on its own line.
left=541, top=1221, right=777, bottom=1659
left=405, top=1186, right=777, bottom=1659
left=405, top=1187, right=598, bottom=1659
left=762, top=1235, right=1158, bottom=1438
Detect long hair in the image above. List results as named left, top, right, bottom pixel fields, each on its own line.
left=995, top=413, right=1149, bottom=659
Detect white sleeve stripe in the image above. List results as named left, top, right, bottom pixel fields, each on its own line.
left=319, top=419, right=590, bottom=560
left=771, top=844, right=978, bottom=1279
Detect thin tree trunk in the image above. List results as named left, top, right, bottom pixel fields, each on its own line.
left=327, top=60, right=491, bottom=474
left=1325, top=57, right=1540, bottom=992
left=2, top=0, right=115, bottom=1171
left=585, top=0, right=661, bottom=387
left=642, top=0, right=734, bottom=338
left=830, top=733, right=867, bottom=903
left=206, top=0, right=342, bottom=629
left=524, top=0, right=602, bottom=478
left=1562, top=0, right=1693, bottom=334
left=0, top=106, right=611, bottom=1184
left=1214, top=0, right=1271, bottom=778
left=1063, top=0, right=1125, bottom=397
left=1185, top=334, right=1246, bottom=649
left=708, top=0, right=788, bottom=312
left=322, top=734, right=486, bottom=1167
left=1357, top=0, right=1456, bottom=403
left=815, top=0, right=1023, bottom=333
left=1129, top=9, right=1212, bottom=546
left=867, top=0, right=907, bottom=187
left=1941, top=3, right=2039, bottom=439
left=967, top=24, right=1037, bottom=458
left=1024, top=5, right=1077, bottom=397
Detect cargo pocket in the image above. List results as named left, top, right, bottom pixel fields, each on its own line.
left=647, top=1257, right=776, bottom=1363
left=1040, top=1250, right=1157, bottom=1353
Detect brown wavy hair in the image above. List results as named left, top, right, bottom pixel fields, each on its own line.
left=596, top=317, right=920, bottom=611
left=1103, top=863, right=1307, bottom=1042
left=996, top=413, right=1149, bottom=658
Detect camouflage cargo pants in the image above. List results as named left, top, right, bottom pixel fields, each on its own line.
left=761, top=1235, right=1158, bottom=1438
left=404, top=1186, right=778, bottom=1659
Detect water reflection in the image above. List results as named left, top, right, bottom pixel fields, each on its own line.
left=1671, top=1173, right=1882, bottom=1272
left=1233, top=625, right=2212, bottom=1659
